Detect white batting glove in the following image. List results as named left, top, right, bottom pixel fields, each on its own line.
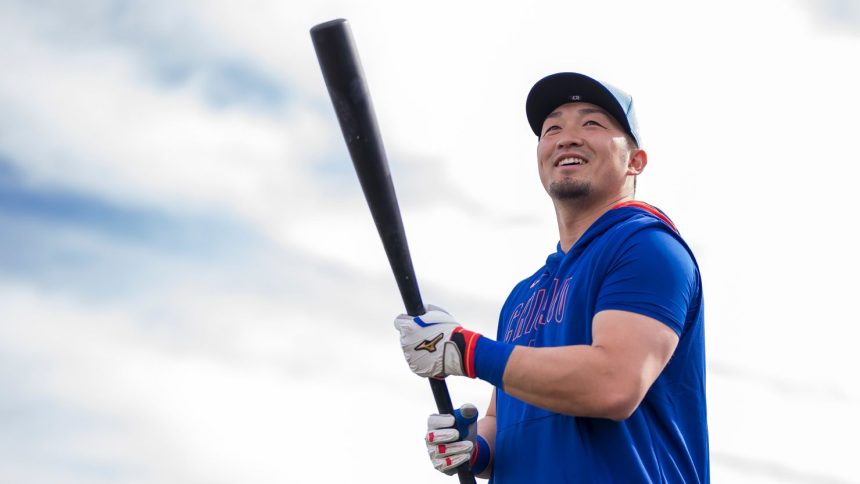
left=394, top=305, right=474, bottom=378
left=426, top=404, right=479, bottom=475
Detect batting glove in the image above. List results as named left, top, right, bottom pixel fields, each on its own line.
left=394, top=305, right=480, bottom=379
left=426, top=404, right=479, bottom=475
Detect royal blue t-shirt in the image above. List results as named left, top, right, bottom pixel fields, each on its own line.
left=491, top=202, right=708, bottom=484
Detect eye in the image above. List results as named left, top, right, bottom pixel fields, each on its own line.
left=583, top=119, right=605, bottom=127
left=543, top=125, right=560, bottom=136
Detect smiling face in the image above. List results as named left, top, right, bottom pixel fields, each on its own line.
left=537, top=102, right=645, bottom=205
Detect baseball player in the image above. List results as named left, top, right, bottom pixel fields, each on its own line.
left=394, top=72, right=709, bottom=483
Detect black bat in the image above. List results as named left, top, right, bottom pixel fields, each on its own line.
left=310, top=18, right=476, bottom=484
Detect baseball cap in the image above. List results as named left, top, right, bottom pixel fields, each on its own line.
left=525, top=72, right=640, bottom=145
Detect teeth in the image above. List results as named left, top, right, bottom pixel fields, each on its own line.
left=559, top=157, right=585, bottom=166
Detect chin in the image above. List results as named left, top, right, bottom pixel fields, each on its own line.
left=548, top=180, right=591, bottom=200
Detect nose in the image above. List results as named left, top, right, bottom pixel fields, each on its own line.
left=556, top=130, right=584, bottom=149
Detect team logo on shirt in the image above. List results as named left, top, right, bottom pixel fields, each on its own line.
left=504, top=276, right=572, bottom=343
left=415, top=333, right=444, bottom=353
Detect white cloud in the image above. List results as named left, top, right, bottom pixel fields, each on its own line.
left=2, top=0, right=859, bottom=482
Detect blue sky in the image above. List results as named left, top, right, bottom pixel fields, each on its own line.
left=1, top=1, right=859, bottom=483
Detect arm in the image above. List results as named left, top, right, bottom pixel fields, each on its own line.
left=395, top=232, right=691, bottom=421
left=394, top=307, right=677, bottom=421
left=502, top=309, right=678, bottom=420
left=474, top=390, right=496, bottom=479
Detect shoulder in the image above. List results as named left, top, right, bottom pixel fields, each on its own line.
left=597, top=227, right=701, bottom=335
left=605, top=203, right=698, bottom=271
left=611, top=227, right=699, bottom=295
left=627, top=226, right=695, bottom=265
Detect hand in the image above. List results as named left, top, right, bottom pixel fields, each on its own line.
left=426, top=404, right=479, bottom=475
left=394, top=305, right=473, bottom=378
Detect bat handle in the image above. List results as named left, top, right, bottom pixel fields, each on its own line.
left=414, top=309, right=474, bottom=483
left=430, top=380, right=475, bottom=484
left=410, top=311, right=475, bottom=483
left=429, top=377, right=455, bottom=415
left=402, top=265, right=475, bottom=483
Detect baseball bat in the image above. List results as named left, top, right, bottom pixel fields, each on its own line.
left=310, top=19, right=476, bottom=484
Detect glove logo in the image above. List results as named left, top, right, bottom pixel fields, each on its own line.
left=414, top=332, right=445, bottom=353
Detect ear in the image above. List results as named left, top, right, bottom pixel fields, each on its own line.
left=627, top=148, right=647, bottom=176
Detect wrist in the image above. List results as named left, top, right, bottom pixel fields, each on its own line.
left=451, top=327, right=480, bottom=378
left=473, top=336, right=515, bottom=389
left=451, top=328, right=515, bottom=388
left=470, top=434, right=491, bottom=476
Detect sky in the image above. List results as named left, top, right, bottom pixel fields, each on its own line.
left=1, top=0, right=859, bottom=483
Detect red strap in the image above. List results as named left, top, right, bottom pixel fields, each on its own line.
left=612, top=200, right=678, bottom=232
left=452, top=327, right=480, bottom=378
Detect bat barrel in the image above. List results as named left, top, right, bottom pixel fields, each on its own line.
left=311, top=19, right=424, bottom=317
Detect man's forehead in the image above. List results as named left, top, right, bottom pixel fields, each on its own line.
left=545, top=102, right=612, bottom=120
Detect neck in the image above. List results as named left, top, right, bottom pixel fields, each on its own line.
left=554, top=194, right=633, bottom=252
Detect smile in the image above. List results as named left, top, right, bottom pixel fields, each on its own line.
left=557, top=157, right=586, bottom=166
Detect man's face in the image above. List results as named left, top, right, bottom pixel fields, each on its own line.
left=536, top=102, right=636, bottom=203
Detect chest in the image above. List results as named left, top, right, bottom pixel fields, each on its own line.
left=499, top=248, right=612, bottom=347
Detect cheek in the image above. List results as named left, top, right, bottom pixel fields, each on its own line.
left=537, top=139, right=553, bottom=162
left=609, top=137, right=632, bottom=162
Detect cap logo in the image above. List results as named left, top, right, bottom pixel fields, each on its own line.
left=569, top=95, right=581, bottom=101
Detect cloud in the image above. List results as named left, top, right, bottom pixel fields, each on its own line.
left=3, top=0, right=290, bottom=108
left=0, top=227, right=497, bottom=483
left=0, top=156, right=265, bottom=302
left=0, top=0, right=334, bottom=228
left=802, top=0, right=860, bottom=32
left=2, top=0, right=860, bottom=482
left=713, top=451, right=857, bottom=484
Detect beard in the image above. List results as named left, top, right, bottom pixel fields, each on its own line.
left=548, top=179, right=591, bottom=200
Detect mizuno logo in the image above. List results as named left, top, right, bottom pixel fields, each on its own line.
left=415, top=333, right=445, bottom=353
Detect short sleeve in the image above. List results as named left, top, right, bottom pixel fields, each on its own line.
left=595, top=228, right=698, bottom=335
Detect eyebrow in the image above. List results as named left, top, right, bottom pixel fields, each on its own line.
left=546, top=106, right=612, bottom=119
left=579, top=107, right=612, bottom=117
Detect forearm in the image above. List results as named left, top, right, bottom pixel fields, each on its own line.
left=462, top=336, right=633, bottom=419
left=502, top=344, right=638, bottom=420
left=475, top=415, right=495, bottom=479
left=469, top=311, right=677, bottom=420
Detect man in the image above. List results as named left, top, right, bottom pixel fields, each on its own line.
left=394, top=72, right=708, bottom=483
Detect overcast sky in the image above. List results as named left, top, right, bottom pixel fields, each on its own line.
left=1, top=0, right=859, bottom=483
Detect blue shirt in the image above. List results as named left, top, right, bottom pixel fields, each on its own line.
left=492, top=202, right=708, bottom=483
